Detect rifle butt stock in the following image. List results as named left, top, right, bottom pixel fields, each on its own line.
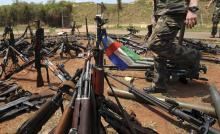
left=54, top=106, right=73, bottom=134
left=54, top=92, right=77, bottom=134
left=16, top=93, right=62, bottom=134
left=78, top=98, right=91, bottom=134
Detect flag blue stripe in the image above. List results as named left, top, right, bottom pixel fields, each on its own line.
left=109, top=54, right=128, bottom=70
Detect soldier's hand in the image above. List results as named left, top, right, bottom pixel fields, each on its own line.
left=185, top=11, right=197, bottom=29
left=205, top=5, right=209, bottom=9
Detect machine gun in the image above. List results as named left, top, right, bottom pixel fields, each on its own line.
left=106, top=73, right=220, bottom=134
left=145, top=58, right=207, bottom=83
left=181, top=38, right=220, bottom=55
left=16, top=69, right=82, bottom=134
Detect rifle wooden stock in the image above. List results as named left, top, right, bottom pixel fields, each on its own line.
left=72, top=98, right=81, bottom=128
left=71, top=58, right=93, bottom=134
left=54, top=92, right=77, bottom=134
left=71, top=98, right=92, bottom=134
left=16, top=92, right=63, bottom=134
left=17, top=69, right=81, bottom=134
left=92, top=67, right=104, bottom=95
left=36, top=69, right=44, bottom=87
left=78, top=98, right=91, bottom=134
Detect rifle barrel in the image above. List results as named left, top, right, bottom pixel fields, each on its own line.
left=209, top=85, right=220, bottom=126
left=107, top=87, right=217, bottom=118
left=106, top=73, right=220, bottom=133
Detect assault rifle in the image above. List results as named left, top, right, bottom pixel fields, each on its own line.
left=58, top=32, right=84, bottom=58
left=70, top=53, right=97, bottom=134
left=0, top=92, right=53, bottom=122
left=44, top=59, right=71, bottom=82
left=3, top=50, right=69, bottom=85
left=106, top=73, right=220, bottom=134
left=53, top=91, right=77, bottom=134
left=181, top=38, right=220, bottom=55
left=34, top=20, right=44, bottom=87
left=0, top=84, right=19, bottom=101
left=0, top=39, right=30, bottom=79
left=4, top=59, right=35, bottom=80
left=16, top=69, right=82, bottom=134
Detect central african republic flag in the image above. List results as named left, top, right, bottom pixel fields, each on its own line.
left=102, top=36, right=143, bottom=70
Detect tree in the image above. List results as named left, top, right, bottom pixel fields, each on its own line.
left=117, top=0, right=122, bottom=26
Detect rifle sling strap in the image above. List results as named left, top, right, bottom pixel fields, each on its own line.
left=62, top=80, right=75, bottom=89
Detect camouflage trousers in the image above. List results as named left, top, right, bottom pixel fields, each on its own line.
left=211, top=8, right=220, bottom=36
left=147, top=14, right=201, bottom=88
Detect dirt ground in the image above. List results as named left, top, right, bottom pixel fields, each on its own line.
left=0, top=33, right=220, bottom=134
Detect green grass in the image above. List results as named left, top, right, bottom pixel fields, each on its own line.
left=0, top=0, right=216, bottom=33
left=71, top=0, right=215, bottom=32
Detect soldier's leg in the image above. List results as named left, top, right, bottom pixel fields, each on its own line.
left=146, top=15, right=182, bottom=92
left=153, top=57, right=168, bottom=88
left=147, top=14, right=201, bottom=93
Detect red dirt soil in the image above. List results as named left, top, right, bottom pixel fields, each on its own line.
left=0, top=40, right=220, bottom=134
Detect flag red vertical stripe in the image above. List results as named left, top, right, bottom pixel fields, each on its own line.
left=105, top=42, right=122, bottom=57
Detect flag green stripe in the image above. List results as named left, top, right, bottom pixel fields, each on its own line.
left=121, top=46, right=141, bottom=61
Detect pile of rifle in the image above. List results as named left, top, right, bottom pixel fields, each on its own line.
left=0, top=81, right=53, bottom=122
left=106, top=73, right=220, bottom=134
left=15, top=53, right=157, bottom=134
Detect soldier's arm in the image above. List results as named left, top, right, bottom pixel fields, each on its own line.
left=185, top=0, right=198, bottom=28
left=205, top=0, right=215, bottom=9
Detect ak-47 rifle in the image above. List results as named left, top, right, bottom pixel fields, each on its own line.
left=16, top=69, right=82, bottom=134
left=0, top=84, right=19, bottom=99
left=118, top=37, right=148, bottom=54
left=4, top=59, right=35, bottom=80
left=0, top=92, right=53, bottom=122
left=4, top=43, right=64, bottom=81
left=2, top=24, right=19, bottom=65
left=44, top=58, right=71, bottom=82
left=70, top=53, right=96, bottom=134
left=34, top=20, right=44, bottom=87
left=106, top=72, right=220, bottom=134
left=181, top=38, right=220, bottom=55
left=53, top=91, right=77, bottom=134
left=93, top=10, right=138, bottom=134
